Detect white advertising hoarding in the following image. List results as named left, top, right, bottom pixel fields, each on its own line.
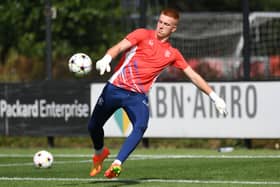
left=90, top=82, right=280, bottom=138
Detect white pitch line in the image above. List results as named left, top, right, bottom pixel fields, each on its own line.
left=0, top=160, right=94, bottom=167
left=130, top=154, right=280, bottom=159
left=0, top=154, right=279, bottom=168
left=2, top=154, right=279, bottom=168
left=0, top=177, right=280, bottom=185
left=0, top=163, right=34, bottom=167
left=1, top=154, right=280, bottom=167
left=0, top=154, right=280, bottom=159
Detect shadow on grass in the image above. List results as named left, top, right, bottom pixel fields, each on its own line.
left=60, top=179, right=141, bottom=187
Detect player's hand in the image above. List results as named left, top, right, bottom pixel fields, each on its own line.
left=209, top=92, right=228, bottom=117
left=96, top=54, right=112, bottom=75
left=214, top=97, right=228, bottom=116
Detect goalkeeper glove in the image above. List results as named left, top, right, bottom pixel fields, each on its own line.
left=209, top=91, right=228, bottom=116
left=96, top=54, right=112, bottom=75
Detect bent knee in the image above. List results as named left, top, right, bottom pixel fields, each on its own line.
left=88, top=121, right=99, bottom=132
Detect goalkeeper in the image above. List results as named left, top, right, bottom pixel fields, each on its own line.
left=88, top=8, right=227, bottom=179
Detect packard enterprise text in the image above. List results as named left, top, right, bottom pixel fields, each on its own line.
left=0, top=99, right=90, bottom=121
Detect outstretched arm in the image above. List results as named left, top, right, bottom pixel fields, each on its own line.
left=183, top=66, right=228, bottom=116
left=183, top=66, right=212, bottom=95
left=106, top=38, right=132, bottom=59
left=96, top=38, right=132, bottom=75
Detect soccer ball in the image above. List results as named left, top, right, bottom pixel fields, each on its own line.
left=33, top=150, right=54, bottom=168
left=68, top=53, right=92, bottom=76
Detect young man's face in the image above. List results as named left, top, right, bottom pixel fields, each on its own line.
left=156, top=14, right=178, bottom=40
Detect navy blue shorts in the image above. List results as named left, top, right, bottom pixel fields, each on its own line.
left=92, top=82, right=149, bottom=127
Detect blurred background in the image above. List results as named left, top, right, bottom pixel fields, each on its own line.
left=0, top=0, right=279, bottom=149
left=0, top=0, right=279, bottom=82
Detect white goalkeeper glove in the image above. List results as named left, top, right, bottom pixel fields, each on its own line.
left=209, top=91, right=228, bottom=117
left=96, top=54, right=112, bottom=75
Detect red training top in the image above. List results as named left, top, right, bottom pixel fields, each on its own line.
left=109, top=28, right=189, bottom=94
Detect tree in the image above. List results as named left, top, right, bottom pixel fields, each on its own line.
left=0, top=0, right=123, bottom=81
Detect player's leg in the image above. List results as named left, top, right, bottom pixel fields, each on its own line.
left=117, top=95, right=149, bottom=162
left=88, top=83, right=120, bottom=176
left=104, top=93, right=149, bottom=178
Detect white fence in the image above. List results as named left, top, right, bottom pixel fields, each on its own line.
left=90, top=82, right=280, bottom=138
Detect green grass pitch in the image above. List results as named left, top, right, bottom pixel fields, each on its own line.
left=0, top=148, right=279, bottom=187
